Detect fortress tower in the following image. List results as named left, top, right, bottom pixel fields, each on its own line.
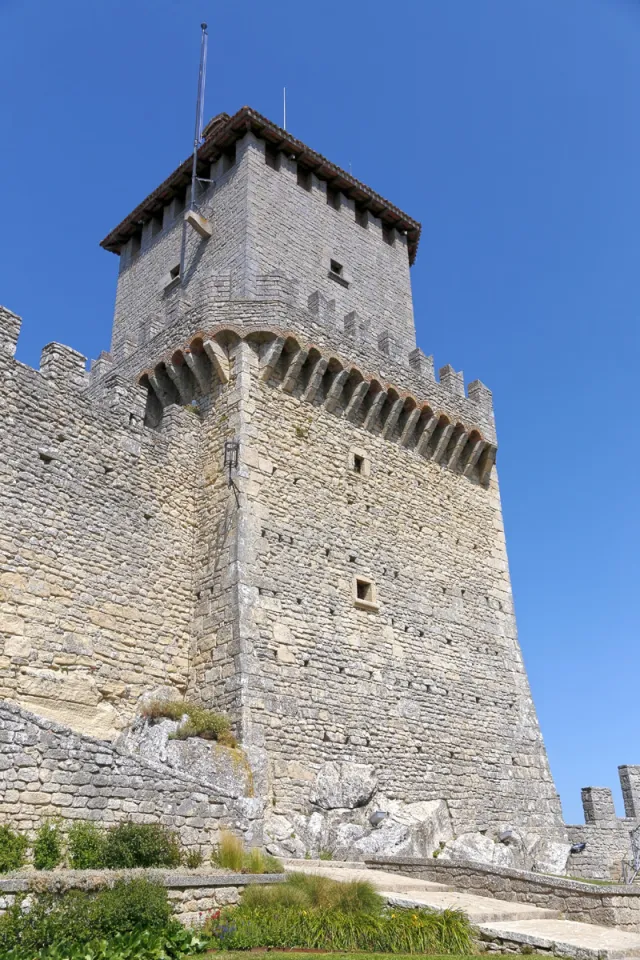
left=0, top=107, right=567, bottom=853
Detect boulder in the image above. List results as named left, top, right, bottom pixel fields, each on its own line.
left=117, top=716, right=252, bottom=798
left=310, top=762, right=377, bottom=810
left=439, top=832, right=503, bottom=865
left=526, top=836, right=571, bottom=875
left=370, top=797, right=454, bottom=858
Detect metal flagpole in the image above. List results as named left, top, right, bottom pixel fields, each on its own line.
left=180, top=23, right=209, bottom=282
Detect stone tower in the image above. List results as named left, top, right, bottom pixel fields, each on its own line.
left=0, top=107, right=565, bottom=852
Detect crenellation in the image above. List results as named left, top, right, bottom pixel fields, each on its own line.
left=620, top=766, right=640, bottom=819
left=439, top=363, right=465, bottom=397
left=0, top=305, right=21, bottom=359
left=39, top=342, right=88, bottom=390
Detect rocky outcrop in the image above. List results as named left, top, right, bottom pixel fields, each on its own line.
left=117, top=715, right=254, bottom=800
left=309, top=762, right=377, bottom=811
left=439, top=831, right=571, bottom=875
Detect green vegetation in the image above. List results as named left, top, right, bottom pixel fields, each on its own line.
left=211, top=830, right=283, bottom=874
left=207, top=905, right=471, bottom=954
left=0, top=824, right=28, bottom=873
left=33, top=820, right=64, bottom=870
left=0, top=879, right=195, bottom=955
left=184, top=848, right=204, bottom=869
left=242, top=872, right=383, bottom=913
left=205, top=953, right=552, bottom=960
left=68, top=820, right=106, bottom=869
left=206, top=873, right=471, bottom=954
left=142, top=699, right=236, bottom=747
left=102, top=822, right=182, bottom=869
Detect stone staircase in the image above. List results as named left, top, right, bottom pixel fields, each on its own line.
left=285, top=860, right=640, bottom=958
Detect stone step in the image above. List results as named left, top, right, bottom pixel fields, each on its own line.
left=384, top=891, right=560, bottom=924
left=477, top=918, right=640, bottom=959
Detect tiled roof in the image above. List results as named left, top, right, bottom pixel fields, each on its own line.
left=100, top=106, right=422, bottom=264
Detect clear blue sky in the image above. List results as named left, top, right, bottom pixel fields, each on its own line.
left=1, top=0, right=638, bottom=825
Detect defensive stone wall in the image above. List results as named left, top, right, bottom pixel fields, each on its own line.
left=0, top=307, right=199, bottom=738
left=0, top=702, right=261, bottom=848
left=566, top=774, right=640, bottom=880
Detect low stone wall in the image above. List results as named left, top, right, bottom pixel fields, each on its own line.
left=367, top=856, right=640, bottom=933
left=0, top=869, right=285, bottom=927
left=0, top=702, right=263, bottom=849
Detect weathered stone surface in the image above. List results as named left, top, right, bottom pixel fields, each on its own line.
left=117, top=717, right=252, bottom=799
left=309, top=762, right=377, bottom=811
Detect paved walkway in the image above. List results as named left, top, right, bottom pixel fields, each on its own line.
left=285, top=860, right=640, bottom=959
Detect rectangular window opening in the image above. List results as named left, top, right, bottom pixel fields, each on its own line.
left=355, top=204, right=368, bottom=229
left=356, top=578, right=373, bottom=603
left=353, top=454, right=364, bottom=474
left=222, top=144, right=236, bottom=173
left=297, top=165, right=312, bottom=191
left=130, top=231, right=142, bottom=260
left=265, top=142, right=280, bottom=170
left=327, top=186, right=341, bottom=210
left=173, top=188, right=186, bottom=216
left=330, top=259, right=343, bottom=277
left=151, top=213, right=163, bottom=238
left=169, top=264, right=180, bottom=281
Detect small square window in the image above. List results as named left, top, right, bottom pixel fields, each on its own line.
left=329, top=259, right=349, bottom=288
left=349, top=448, right=370, bottom=477
left=297, top=166, right=312, bottom=191
left=353, top=576, right=379, bottom=611
left=169, top=264, right=180, bottom=280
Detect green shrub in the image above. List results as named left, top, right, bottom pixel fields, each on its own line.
left=142, top=699, right=236, bottom=747
left=0, top=825, right=28, bottom=874
left=4, top=923, right=208, bottom=959
left=184, top=848, right=204, bottom=869
left=242, top=872, right=382, bottom=913
left=211, top=830, right=283, bottom=874
left=102, top=822, right=181, bottom=869
left=207, top=903, right=472, bottom=954
left=318, top=849, right=333, bottom=861
left=0, top=879, right=173, bottom=954
left=33, top=820, right=64, bottom=870
left=67, top=820, right=106, bottom=869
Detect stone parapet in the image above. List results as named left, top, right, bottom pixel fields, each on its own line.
left=0, top=868, right=285, bottom=927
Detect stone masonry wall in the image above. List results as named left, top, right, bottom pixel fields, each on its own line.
left=229, top=342, right=564, bottom=838
left=565, top=777, right=640, bottom=880
left=109, top=129, right=417, bottom=365
left=0, top=309, right=200, bottom=738
left=0, top=702, right=262, bottom=848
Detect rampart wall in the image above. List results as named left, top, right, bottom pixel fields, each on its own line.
left=0, top=702, right=261, bottom=850
left=566, top=774, right=640, bottom=880
left=0, top=308, right=199, bottom=738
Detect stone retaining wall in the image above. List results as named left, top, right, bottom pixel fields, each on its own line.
left=0, top=702, right=263, bottom=848
left=367, top=856, right=640, bottom=932
left=0, top=870, right=285, bottom=927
